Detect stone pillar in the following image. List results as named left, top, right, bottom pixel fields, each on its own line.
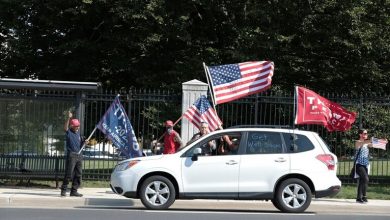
left=181, top=80, right=209, bottom=144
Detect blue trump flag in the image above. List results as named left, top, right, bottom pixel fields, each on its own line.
left=97, top=95, right=142, bottom=159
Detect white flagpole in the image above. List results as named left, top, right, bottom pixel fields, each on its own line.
left=78, top=126, right=98, bottom=154
left=203, top=62, right=217, bottom=109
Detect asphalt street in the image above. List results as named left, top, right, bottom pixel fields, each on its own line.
left=0, top=187, right=389, bottom=215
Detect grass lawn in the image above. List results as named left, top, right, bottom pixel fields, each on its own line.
left=82, top=159, right=119, bottom=170
left=332, top=184, right=390, bottom=200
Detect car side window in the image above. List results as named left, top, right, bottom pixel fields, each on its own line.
left=246, top=132, right=283, bottom=154
left=182, top=133, right=242, bottom=157
left=183, top=137, right=217, bottom=157
left=282, top=133, right=315, bottom=153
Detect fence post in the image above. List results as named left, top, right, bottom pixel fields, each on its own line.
left=181, top=80, right=209, bottom=144
left=55, top=156, right=59, bottom=188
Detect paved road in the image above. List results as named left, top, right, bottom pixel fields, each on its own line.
left=2, top=207, right=390, bottom=220
left=1, top=187, right=389, bottom=215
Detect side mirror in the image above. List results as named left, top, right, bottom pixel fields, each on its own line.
left=191, top=148, right=202, bottom=161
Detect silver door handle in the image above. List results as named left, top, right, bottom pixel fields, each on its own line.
left=226, top=160, right=238, bottom=165
left=274, top=158, right=287, bottom=162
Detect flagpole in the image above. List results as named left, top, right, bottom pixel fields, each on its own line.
left=77, top=126, right=98, bottom=154
left=293, top=86, right=297, bottom=130
left=202, top=62, right=223, bottom=130
left=203, top=62, right=217, bottom=109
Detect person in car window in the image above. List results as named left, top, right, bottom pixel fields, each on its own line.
left=218, top=135, right=239, bottom=155
left=188, top=122, right=216, bottom=155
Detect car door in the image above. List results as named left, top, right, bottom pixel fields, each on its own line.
left=238, top=131, right=290, bottom=198
left=180, top=133, right=241, bottom=197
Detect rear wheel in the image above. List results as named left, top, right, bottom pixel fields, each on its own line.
left=139, top=175, right=176, bottom=210
left=274, top=178, right=311, bottom=213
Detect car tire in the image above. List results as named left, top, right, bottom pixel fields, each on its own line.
left=139, top=175, right=176, bottom=210
left=274, top=178, right=312, bottom=213
left=271, top=199, right=282, bottom=211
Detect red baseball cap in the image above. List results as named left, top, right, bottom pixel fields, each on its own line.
left=165, top=120, right=173, bottom=127
left=70, top=119, right=80, bottom=127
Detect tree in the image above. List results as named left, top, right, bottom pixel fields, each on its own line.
left=1, top=0, right=389, bottom=93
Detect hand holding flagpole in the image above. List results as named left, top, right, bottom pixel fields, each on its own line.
left=77, top=126, right=98, bottom=154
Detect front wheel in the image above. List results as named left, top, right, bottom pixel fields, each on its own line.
left=274, top=178, right=312, bottom=213
left=139, top=175, right=176, bottom=210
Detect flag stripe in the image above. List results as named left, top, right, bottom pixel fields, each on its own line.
left=214, top=67, right=273, bottom=92
left=207, top=61, right=274, bottom=105
left=184, top=108, right=221, bottom=131
left=183, top=96, right=222, bottom=131
left=216, top=84, right=272, bottom=104
left=214, top=74, right=272, bottom=95
left=372, top=138, right=387, bottom=150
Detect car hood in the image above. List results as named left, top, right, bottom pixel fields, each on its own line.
left=119, top=153, right=181, bottom=164
left=122, top=154, right=165, bottom=162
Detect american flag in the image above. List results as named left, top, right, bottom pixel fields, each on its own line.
left=206, top=61, right=274, bottom=105
left=183, top=95, right=222, bottom=132
left=371, top=137, right=388, bottom=150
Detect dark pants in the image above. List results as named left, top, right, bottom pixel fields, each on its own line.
left=61, top=152, right=83, bottom=192
left=356, top=164, right=369, bottom=199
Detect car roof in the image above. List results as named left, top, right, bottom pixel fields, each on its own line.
left=214, top=127, right=316, bottom=135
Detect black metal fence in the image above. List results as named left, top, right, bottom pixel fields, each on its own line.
left=1, top=88, right=389, bottom=184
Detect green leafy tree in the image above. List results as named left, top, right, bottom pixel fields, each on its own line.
left=0, top=0, right=389, bottom=93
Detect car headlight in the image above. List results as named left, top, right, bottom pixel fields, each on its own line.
left=115, top=160, right=140, bottom=171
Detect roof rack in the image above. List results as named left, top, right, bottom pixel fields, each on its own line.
left=228, top=125, right=292, bottom=129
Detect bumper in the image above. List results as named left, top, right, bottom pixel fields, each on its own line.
left=110, top=169, right=139, bottom=198
left=315, top=185, right=341, bottom=198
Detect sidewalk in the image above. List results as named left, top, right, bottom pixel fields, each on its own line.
left=1, top=187, right=389, bottom=211
left=0, top=187, right=131, bottom=208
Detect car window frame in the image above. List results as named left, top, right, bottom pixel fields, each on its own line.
left=243, top=131, right=286, bottom=155
left=282, top=132, right=315, bottom=153
left=182, top=131, right=244, bottom=157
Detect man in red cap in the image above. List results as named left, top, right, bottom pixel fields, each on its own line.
left=60, top=111, right=88, bottom=197
left=163, top=120, right=182, bottom=154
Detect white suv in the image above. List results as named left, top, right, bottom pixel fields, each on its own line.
left=110, top=127, right=341, bottom=213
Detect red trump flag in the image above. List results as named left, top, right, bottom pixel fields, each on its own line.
left=294, top=86, right=357, bottom=132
